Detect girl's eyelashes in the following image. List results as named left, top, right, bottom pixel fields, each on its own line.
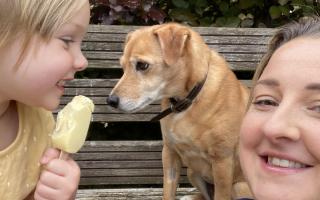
left=60, top=37, right=74, bottom=47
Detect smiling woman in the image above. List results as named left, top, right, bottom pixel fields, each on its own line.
left=0, top=0, right=90, bottom=199
left=239, top=16, right=320, bottom=200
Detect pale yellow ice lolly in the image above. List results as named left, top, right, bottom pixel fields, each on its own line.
left=52, top=95, right=94, bottom=154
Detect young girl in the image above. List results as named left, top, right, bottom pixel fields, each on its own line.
left=0, top=0, right=90, bottom=199
left=239, top=17, right=320, bottom=199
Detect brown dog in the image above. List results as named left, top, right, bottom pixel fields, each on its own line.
left=107, top=23, right=252, bottom=200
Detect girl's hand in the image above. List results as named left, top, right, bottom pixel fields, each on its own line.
left=34, top=148, right=80, bottom=200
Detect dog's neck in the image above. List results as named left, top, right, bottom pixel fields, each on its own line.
left=151, top=68, right=208, bottom=121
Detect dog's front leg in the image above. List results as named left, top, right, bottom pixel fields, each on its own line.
left=162, top=143, right=182, bottom=200
left=211, top=156, right=234, bottom=200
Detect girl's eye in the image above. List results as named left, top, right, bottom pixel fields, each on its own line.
left=136, top=61, right=149, bottom=71
left=60, top=38, right=74, bottom=47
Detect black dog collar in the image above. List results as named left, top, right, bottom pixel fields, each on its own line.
left=150, top=72, right=208, bottom=122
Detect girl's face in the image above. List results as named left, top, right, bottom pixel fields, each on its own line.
left=0, top=1, right=90, bottom=111
left=240, top=38, right=320, bottom=200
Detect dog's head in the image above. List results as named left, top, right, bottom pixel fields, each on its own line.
left=107, top=23, right=209, bottom=112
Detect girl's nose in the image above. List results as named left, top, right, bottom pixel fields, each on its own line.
left=262, top=106, right=300, bottom=143
left=74, top=51, right=88, bottom=71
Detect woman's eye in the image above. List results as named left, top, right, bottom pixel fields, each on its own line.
left=136, top=61, right=149, bottom=71
left=252, top=99, right=278, bottom=107
left=308, top=105, right=320, bottom=113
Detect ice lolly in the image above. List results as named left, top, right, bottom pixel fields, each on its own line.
left=52, top=95, right=94, bottom=155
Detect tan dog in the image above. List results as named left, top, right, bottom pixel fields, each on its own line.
left=107, top=23, right=252, bottom=200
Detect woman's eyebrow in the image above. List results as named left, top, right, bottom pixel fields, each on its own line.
left=305, top=83, right=320, bottom=91
left=255, top=78, right=279, bottom=87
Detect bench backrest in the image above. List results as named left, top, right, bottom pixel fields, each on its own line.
left=63, top=25, right=276, bottom=187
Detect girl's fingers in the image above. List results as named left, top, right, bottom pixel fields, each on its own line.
left=34, top=182, right=57, bottom=200
left=40, top=148, right=60, bottom=165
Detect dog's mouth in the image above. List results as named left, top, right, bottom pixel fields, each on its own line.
left=118, top=97, right=154, bottom=113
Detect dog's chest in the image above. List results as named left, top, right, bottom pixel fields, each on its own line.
left=167, top=128, right=209, bottom=157
left=166, top=126, right=213, bottom=181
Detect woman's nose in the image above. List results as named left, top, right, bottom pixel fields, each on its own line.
left=74, top=51, right=88, bottom=71
left=261, top=105, right=300, bottom=143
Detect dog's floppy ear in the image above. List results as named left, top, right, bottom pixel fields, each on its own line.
left=153, top=24, right=190, bottom=66
left=123, top=31, right=133, bottom=50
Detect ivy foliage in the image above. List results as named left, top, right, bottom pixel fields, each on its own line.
left=90, top=0, right=320, bottom=27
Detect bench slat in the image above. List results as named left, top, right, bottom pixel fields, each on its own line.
left=86, top=25, right=276, bottom=36
left=78, top=160, right=163, bottom=169
left=79, top=140, right=163, bottom=152
left=87, top=59, right=259, bottom=71
left=82, top=42, right=268, bottom=53
left=84, top=51, right=263, bottom=63
left=79, top=176, right=190, bottom=186
left=81, top=168, right=187, bottom=177
left=85, top=34, right=270, bottom=45
left=76, top=188, right=198, bottom=200
left=65, top=79, right=251, bottom=88
left=73, top=152, right=161, bottom=161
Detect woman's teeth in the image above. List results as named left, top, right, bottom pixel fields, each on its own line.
left=267, top=157, right=307, bottom=169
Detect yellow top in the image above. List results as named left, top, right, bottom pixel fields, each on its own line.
left=0, top=102, right=54, bottom=200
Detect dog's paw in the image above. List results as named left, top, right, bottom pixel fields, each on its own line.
left=179, top=194, right=204, bottom=200
left=232, top=181, right=253, bottom=199
left=180, top=195, right=194, bottom=200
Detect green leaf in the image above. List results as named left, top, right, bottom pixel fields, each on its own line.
left=224, top=6, right=241, bottom=16
left=269, top=6, right=282, bottom=19
left=238, top=13, right=247, bottom=20
left=194, top=0, right=208, bottom=15
left=169, top=8, right=198, bottom=25
left=219, top=2, right=229, bottom=14
left=239, top=0, right=256, bottom=9
left=240, top=18, right=254, bottom=27
left=302, top=5, right=317, bottom=15
left=172, top=0, right=189, bottom=9
left=215, top=16, right=240, bottom=27
left=255, top=0, right=264, bottom=8
left=279, top=5, right=290, bottom=16
left=199, top=17, right=214, bottom=26
left=278, top=0, right=289, bottom=6
left=291, top=0, right=305, bottom=5
left=195, top=0, right=208, bottom=8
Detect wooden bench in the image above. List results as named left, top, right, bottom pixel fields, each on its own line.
left=58, top=25, right=277, bottom=199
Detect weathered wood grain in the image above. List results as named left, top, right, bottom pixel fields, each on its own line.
left=75, top=141, right=190, bottom=186
left=76, top=187, right=198, bottom=200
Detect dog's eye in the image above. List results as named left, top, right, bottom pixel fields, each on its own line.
left=136, top=61, right=149, bottom=71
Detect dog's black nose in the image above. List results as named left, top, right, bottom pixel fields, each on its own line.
left=107, top=94, right=119, bottom=108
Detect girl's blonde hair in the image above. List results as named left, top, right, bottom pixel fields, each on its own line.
left=0, top=0, right=88, bottom=66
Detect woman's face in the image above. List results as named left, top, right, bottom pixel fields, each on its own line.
left=240, top=38, right=320, bottom=200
